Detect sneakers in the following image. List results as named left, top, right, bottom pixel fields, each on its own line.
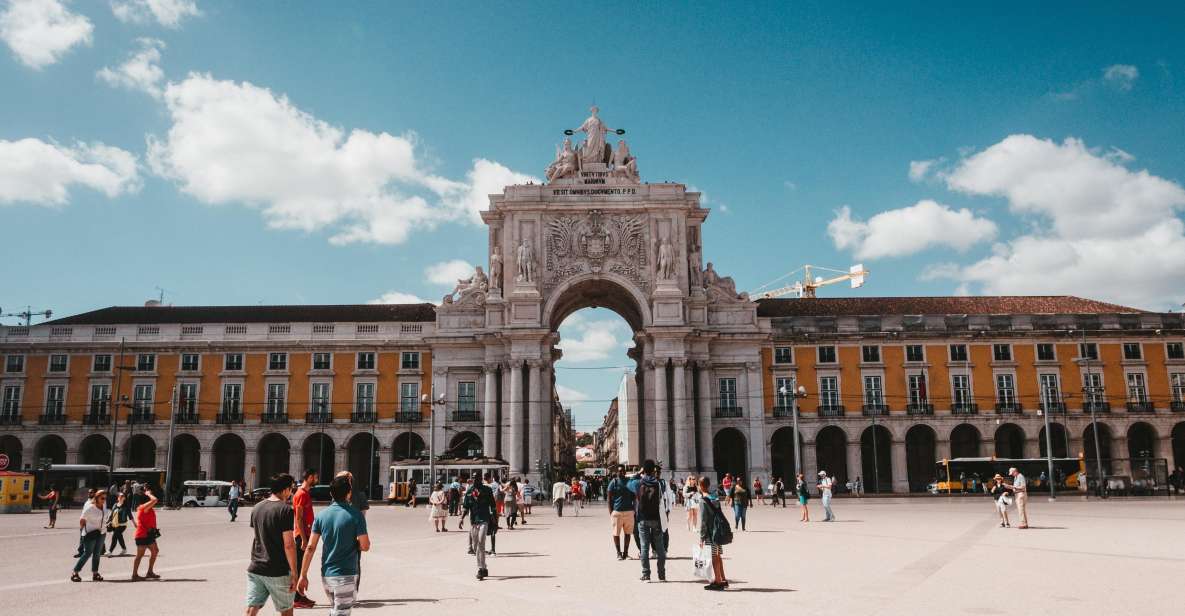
left=294, top=596, right=316, bottom=609
left=70, top=573, right=81, bottom=582
left=476, top=568, right=488, bottom=580
left=640, top=574, right=651, bottom=582
left=658, top=574, right=666, bottom=582
left=120, top=549, right=127, bottom=556
left=92, top=573, right=104, bottom=582
left=144, top=572, right=160, bottom=580
left=704, top=582, right=725, bottom=591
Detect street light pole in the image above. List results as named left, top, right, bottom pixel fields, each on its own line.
left=1039, top=376, right=1056, bottom=500
left=1078, top=329, right=1106, bottom=497
left=423, top=387, right=446, bottom=486
left=163, top=385, right=177, bottom=504
left=779, top=380, right=808, bottom=480
left=109, top=338, right=127, bottom=470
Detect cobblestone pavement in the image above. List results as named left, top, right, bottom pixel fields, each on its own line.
left=2, top=496, right=1183, bottom=615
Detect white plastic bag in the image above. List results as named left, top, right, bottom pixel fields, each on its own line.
left=692, top=543, right=712, bottom=581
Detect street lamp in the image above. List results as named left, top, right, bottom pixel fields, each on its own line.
left=1037, top=377, right=1056, bottom=501
left=778, top=381, right=808, bottom=480
left=1071, top=328, right=1107, bottom=498
left=421, top=390, right=447, bottom=485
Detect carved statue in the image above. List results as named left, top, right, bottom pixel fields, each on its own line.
left=516, top=238, right=536, bottom=283
left=489, top=247, right=503, bottom=291
left=703, top=261, right=749, bottom=303
left=609, top=140, right=639, bottom=182
left=545, top=137, right=579, bottom=182
left=570, top=106, right=615, bottom=165
left=444, top=265, right=488, bottom=305
left=657, top=238, right=676, bottom=280
left=687, top=230, right=702, bottom=289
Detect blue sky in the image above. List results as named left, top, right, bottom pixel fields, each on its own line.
left=3, top=1, right=1185, bottom=430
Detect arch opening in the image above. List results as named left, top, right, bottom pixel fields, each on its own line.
left=1038, top=423, right=1069, bottom=458
left=994, top=423, right=1025, bottom=459
left=391, top=432, right=426, bottom=461
left=347, top=433, right=381, bottom=500
left=169, top=434, right=201, bottom=493
left=860, top=425, right=892, bottom=493
left=950, top=424, right=981, bottom=458
left=905, top=424, right=936, bottom=493
left=815, top=426, right=848, bottom=490
left=0, top=435, right=22, bottom=471
left=769, top=427, right=804, bottom=487
left=124, top=434, right=155, bottom=468
left=258, top=433, right=290, bottom=484
left=303, top=433, right=335, bottom=479
left=713, top=428, right=747, bottom=482
left=448, top=431, right=483, bottom=458
left=213, top=433, right=246, bottom=482
left=79, top=434, right=111, bottom=465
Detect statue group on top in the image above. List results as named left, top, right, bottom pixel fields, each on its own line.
left=546, top=106, right=640, bottom=183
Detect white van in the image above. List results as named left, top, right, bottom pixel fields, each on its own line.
left=181, top=480, right=233, bottom=507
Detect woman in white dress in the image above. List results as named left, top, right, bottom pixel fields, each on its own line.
left=684, top=476, right=702, bottom=531
left=428, top=482, right=448, bottom=532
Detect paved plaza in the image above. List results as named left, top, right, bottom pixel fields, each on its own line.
left=2, top=496, right=1183, bottom=615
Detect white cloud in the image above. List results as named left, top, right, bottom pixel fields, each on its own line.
left=425, top=259, right=474, bottom=286
left=0, top=138, right=140, bottom=205
left=110, top=0, right=199, bottom=28
left=367, top=291, right=431, bottom=305
left=1103, top=64, right=1139, bottom=91
left=146, top=73, right=530, bottom=246
left=908, top=158, right=942, bottom=182
left=0, top=0, right=93, bottom=69
left=446, top=159, right=536, bottom=224
left=555, top=384, right=589, bottom=405
left=557, top=317, right=630, bottom=363
left=828, top=200, right=997, bottom=260
left=928, top=134, right=1185, bottom=309
left=96, top=38, right=165, bottom=98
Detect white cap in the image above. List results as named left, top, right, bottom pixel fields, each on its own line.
left=818, top=471, right=826, bottom=476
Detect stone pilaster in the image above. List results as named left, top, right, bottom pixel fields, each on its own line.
left=528, top=360, right=543, bottom=476
left=483, top=364, right=498, bottom=458
left=672, top=359, right=692, bottom=474
left=651, top=359, right=669, bottom=468
left=891, top=439, right=908, bottom=493
left=745, top=362, right=767, bottom=480
left=509, top=361, right=523, bottom=473
left=696, top=362, right=713, bottom=472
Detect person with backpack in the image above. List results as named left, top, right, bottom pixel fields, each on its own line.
left=462, top=472, right=496, bottom=580
left=606, top=465, right=635, bottom=561
left=630, top=460, right=666, bottom=582
left=796, top=473, right=811, bottom=523
left=697, top=476, right=730, bottom=591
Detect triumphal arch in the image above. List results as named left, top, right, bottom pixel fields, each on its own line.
left=434, top=107, right=768, bottom=481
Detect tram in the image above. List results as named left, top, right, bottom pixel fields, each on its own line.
left=33, top=464, right=110, bottom=508
left=929, top=455, right=1086, bottom=494
left=387, top=457, right=511, bottom=503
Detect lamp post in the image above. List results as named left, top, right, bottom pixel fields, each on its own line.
left=778, top=381, right=808, bottom=479
left=1072, top=328, right=1107, bottom=498
left=163, top=385, right=177, bottom=505
left=108, top=339, right=130, bottom=470
left=1038, top=377, right=1056, bottom=501
left=421, top=389, right=447, bottom=486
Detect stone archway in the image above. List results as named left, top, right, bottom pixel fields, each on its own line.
left=1173, top=422, right=1185, bottom=469
left=169, top=434, right=201, bottom=492
left=769, top=427, right=803, bottom=486
left=303, top=433, right=335, bottom=479
left=392, top=432, right=426, bottom=460
left=1127, top=422, right=1158, bottom=460
left=814, top=426, right=848, bottom=488
left=1038, top=423, right=1069, bottom=458
left=258, top=433, right=289, bottom=482
left=35, top=434, right=66, bottom=467
left=79, top=434, right=111, bottom=465
left=713, top=428, right=747, bottom=481
left=213, top=433, right=246, bottom=482
left=0, top=435, right=22, bottom=471
left=861, top=425, right=892, bottom=493
left=905, top=424, right=937, bottom=493
left=347, top=433, right=380, bottom=499
left=950, top=424, right=981, bottom=458
left=1083, top=423, right=1114, bottom=475
left=448, top=431, right=483, bottom=458
left=124, top=434, right=155, bottom=468
left=994, top=423, right=1025, bottom=459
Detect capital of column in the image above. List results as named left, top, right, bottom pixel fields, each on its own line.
left=483, top=363, right=500, bottom=373
left=745, top=361, right=761, bottom=371
left=671, top=358, right=688, bottom=368
left=527, top=359, right=546, bottom=370
left=433, top=367, right=448, bottom=377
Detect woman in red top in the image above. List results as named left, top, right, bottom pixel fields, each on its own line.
left=131, top=486, right=160, bottom=581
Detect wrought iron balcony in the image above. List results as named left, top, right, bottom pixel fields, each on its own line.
left=713, top=406, right=743, bottom=418
left=861, top=404, right=889, bottom=416
left=0, top=414, right=22, bottom=425
left=396, top=411, right=424, bottom=423
left=39, top=414, right=67, bottom=425
left=1126, top=401, right=1155, bottom=413
left=1172, top=400, right=1185, bottom=413
left=1082, top=401, right=1111, bottom=414
left=906, top=403, right=934, bottom=416
left=994, top=402, right=1023, bottom=415
left=451, top=411, right=480, bottom=422
left=951, top=403, right=979, bottom=416
left=174, top=413, right=200, bottom=425
left=82, top=413, right=110, bottom=426
left=772, top=405, right=796, bottom=418
left=818, top=404, right=845, bottom=417
left=127, top=412, right=155, bottom=425
left=216, top=412, right=244, bottom=424
left=1039, top=402, right=1066, bottom=414
left=351, top=411, right=377, bottom=423
left=302, top=412, right=328, bottom=424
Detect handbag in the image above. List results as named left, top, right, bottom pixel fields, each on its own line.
left=692, top=544, right=712, bottom=581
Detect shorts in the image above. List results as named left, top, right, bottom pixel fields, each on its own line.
left=798, top=495, right=808, bottom=505
left=610, top=510, right=635, bottom=534
left=705, top=542, right=723, bottom=556
left=246, top=572, right=294, bottom=612
left=135, top=537, right=156, bottom=547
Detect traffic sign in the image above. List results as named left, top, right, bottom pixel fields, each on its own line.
left=0, top=453, right=9, bottom=470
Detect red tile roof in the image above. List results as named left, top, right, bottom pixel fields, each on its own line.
left=756, top=296, right=1144, bottom=317
left=43, top=304, right=437, bottom=325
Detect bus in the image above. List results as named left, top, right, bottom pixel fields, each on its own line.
left=33, top=464, right=110, bottom=508
left=387, top=457, right=511, bottom=503
left=929, top=456, right=1086, bottom=494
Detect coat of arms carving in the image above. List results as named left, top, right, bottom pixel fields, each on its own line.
left=545, top=210, right=648, bottom=290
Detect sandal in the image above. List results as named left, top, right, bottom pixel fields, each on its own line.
left=92, top=573, right=104, bottom=582
left=71, top=573, right=81, bottom=582
left=145, top=572, right=160, bottom=579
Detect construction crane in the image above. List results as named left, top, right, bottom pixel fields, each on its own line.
left=751, top=264, right=869, bottom=299
left=1, top=306, right=53, bottom=326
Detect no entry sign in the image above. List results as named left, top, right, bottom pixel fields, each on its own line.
left=0, top=453, right=9, bottom=470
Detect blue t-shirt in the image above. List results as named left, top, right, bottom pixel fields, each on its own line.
left=610, top=477, right=637, bottom=512
left=311, top=501, right=368, bottom=577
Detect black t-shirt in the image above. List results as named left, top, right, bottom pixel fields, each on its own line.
left=248, top=498, right=295, bottom=576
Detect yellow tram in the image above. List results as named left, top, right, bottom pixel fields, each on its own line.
left=387, top=457, right=510, bottom=503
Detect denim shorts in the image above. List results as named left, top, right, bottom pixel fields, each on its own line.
left=246, top=572, right=294, bottom=612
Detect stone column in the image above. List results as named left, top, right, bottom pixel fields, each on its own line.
left=672, top=359, right=692, bottom=475
left=245, top=447, right=258, bottom=489
left=483, top=364, right=498, bottom=458
left=651, top=359, right=669, bottom=468
left=745, top=362, right=767, bottom=479
left=432, top=368, right=448, bottom=470
left=891, top=438, right=908, bottom=493
left=540, top=361, right=553, bottom=475
left=203, top=447, right=216, bottom=481
left=846, top=439, right=862, bottom=491
left=288, top=445, right=301, bottom=479
left=936, top=438, right=951, bottom=461
left=528, top=360, right=543, bottom=477
left=508, top=362, right=523, bottom=474
left=334, top=445, right=347, bottom=479
left=802, top=439, right=818, bottom=480
left=499, top=365, right=511, bottom=459
left=696, top=362, right=713, bottom=472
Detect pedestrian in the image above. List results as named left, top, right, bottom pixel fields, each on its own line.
left=753, top=477, right=764, bottom=505
left=697, top=476, right=729, bottom=591
left=229, top=479, right=242, bottom=522
left=120, top=481, right=136, bottom=527
left=297, top=476, right=370, bottom=616
left=107, top=493, right=129, bottom=556
left=796, top=473, right=810, bottom=522
left=818, top=471, right=836, bottom=522
left=131, top=485, right=161, bottom=581
left=990, top=473, right=1012, bottom=528
left=485, top=475, right=501, bottom=556
left=334, top=471, right=368, bottom=594
left=684, top=476, right=701, bottom=531
left=447, top=476, right=461, bottom=517
left=74, top=488, right=97, bottom=558
left=721, top=473, right=733, bottom=498
left=504, top=479, right=519, bottom=530
left=458, top=474, right=471, bottom=531
left=292, top=469, right=318, bottom=609
left=731, top=477, right=749, bottom=531
left=552, top=477, right=570, bottom=517
left=775, top=477, right=786, bottom=508
left=660, top=467, right=676, bottom=549
left=246, top=474, right=298, bottom=616
left=606, top=465, right=635, bottom=560
left=1002, top=467, right=1029, bottom=529
left=405, top=478, right=417, bottom=508
left=519, top=478, right=532, bottom=523
left=463, top=472, right=496, bottom=580
left=570, top=477, right=584, bottom=516
left=429, top=482, right=448, bottom=532
left=39, top=485, right=60, bottom=529
left=71, top=489, right=107, bottom=582
left=631, top=460, right=666, bottom=582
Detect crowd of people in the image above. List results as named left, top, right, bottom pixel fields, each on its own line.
left=62, top=483, right=162, bottom=583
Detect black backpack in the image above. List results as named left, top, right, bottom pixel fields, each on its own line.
left=709, top=499, right=733, bottom=545
left=637, top=480, right=662, bottom=520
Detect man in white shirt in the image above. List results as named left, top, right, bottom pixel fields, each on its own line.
left=818, top=471, right=836, bottom=522
left=552, top=479, right=571, bottom=517
left=1006, top=467, right=1029, bottom=529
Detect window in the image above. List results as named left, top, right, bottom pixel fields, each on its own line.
left=773, top=347, right=792, bottom=364
left=1168, top=342, right=1185, bottom=360
left=718, top=378, right=738, bottom=409
left=355, top=382, right=375, bottom=415
left=136, top=353, right=155, bottom=372
left=5, top=355, right=24, bottom=373
left=458, top=381, right=477, bottom=413
left=995, top=374, right=1015, bottom=405
left=817, top=346, right=837, bottom=364
left=861, top=346, right=881, bottom=363
left=89, top=384, right=109, bottom=417
left=222, top=384, right=242, bottom=417
left=1171, top=373, right=1185, bottom=402
left=181, top=353, right=200, bottom=371
left=43, top=386, right=62, bottom=417
left=863, top=375, right=883, bottom=406
left=1078, top=343, right=1099, bottom=361
left=952, top=374, right=971, bottom=406
left=992, top=344, right=1012, bottom=362
left=1036, top=343, right=1056, bottom=361
left=92, top=354, right=112, bottom=372
left=401, top=352, right=420, bottom=370
left=356, top=352, right=376, bottom=370
left=400, top=382, right=420, bottom=414
left=312, top=353, right=332, bottom=370
left=774, top=376, right=793, bottom=408
left=1126, top=372, right=1147, bottom=403
left=2, top=385, right=21, bottom=416
left=819, top=376, right=839, bottom=408
left=268, top=353, right=288, bottom=371
left=905, top=345, right=925, bottom=363
left=266, top=383, right=286, bottom=416
left=1122, top=343, right=1142, bottom=361
left=908, top=374, right=928, bottom=405
left=949, top=344, right=968, bottom=362
left=1083, top=372, right=1104, bottom=403
left=311, top=383, right=330, bottom=414
left=49, top=354, right=68, bottom=372
left=1039, top=373, right=1061, bottom=404
left=132, top=384, right=154, bottom=414
left=224, top=353, right=244, bottom=371
left=178, top=383, right=197, bottom=416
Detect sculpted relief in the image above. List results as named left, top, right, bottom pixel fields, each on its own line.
left=544, top=209, right=649, bottom=291
left=547, top=107, right=639, bottom=184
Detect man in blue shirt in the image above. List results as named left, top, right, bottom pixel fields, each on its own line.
left=606, top=464, right=636, bottom=561
left=297, top=476, right=370, bottom=615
